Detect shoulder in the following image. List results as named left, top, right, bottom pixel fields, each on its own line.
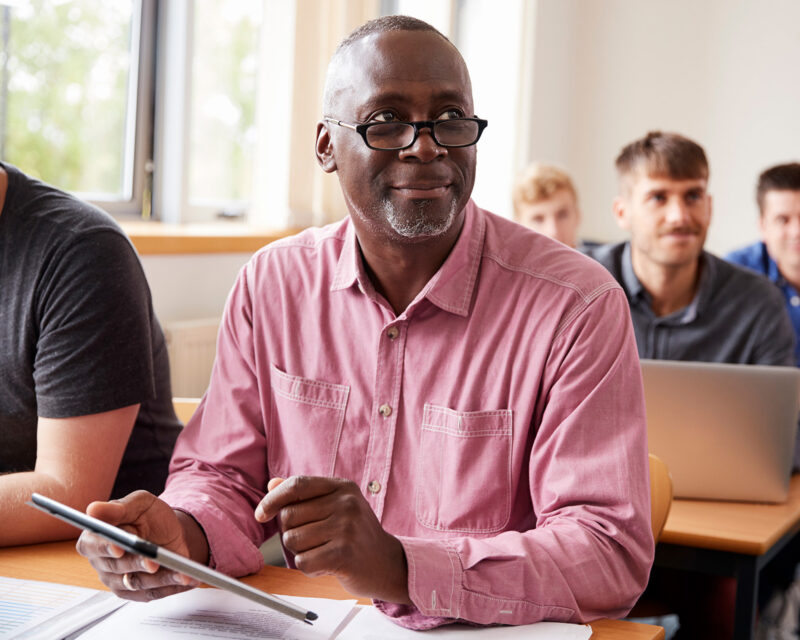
left=4, top=165, right=136, bottom=254
left=479, top=208, right=622, bottom=302
left=724, top=241, right=765, bottom=272
left=708, top=252, right=782, bottom=306
left=249, top=218, right=347, bottom=266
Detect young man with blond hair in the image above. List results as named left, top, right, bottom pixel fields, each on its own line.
left=512, top=163, right=582, bottom=248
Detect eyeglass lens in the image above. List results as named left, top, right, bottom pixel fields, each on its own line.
left=366, top=120, right=480, bottom=149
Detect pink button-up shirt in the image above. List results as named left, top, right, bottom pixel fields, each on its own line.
left=162, top=201, right=653, bottom=629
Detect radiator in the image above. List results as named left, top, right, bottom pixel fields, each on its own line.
left=163, top=318, right=220, bottom=397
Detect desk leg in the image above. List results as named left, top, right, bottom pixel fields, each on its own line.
left=733, top=557, right=758, bottom=640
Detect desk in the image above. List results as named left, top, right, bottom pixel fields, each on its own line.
left=0, top=540, right=663, bottom=639
left=656, top=474, right=800, bottom=639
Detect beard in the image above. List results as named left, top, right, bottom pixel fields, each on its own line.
left=382, top=197, right=459, bottom=239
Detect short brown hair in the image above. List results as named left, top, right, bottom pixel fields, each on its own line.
left=512, top=163, right=577, bottom=219
left=616, top=131, right=709, bottom=188
left=756, top=163, right=800, bottom=214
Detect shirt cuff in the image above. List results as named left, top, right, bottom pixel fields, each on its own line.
left=373, top=536, right=461, bottom=629
left=161, top=488, right=264, bottom=576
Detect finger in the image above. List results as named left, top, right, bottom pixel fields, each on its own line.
left=267, top=477, right=285, bottom=492
left=293, top=539, right=348, bottom=578
left=276, top=493, right=339, bottom=531
left=110, top=580, right=195, bottom=602
left=86, top=551, right=161, bottom=576
left=281, top=518, right=334, bottom=555
left=76, top=531, right=125, bottom=560
left=116, top=569, right=200, bottom=594
left=255, top=476, right=340, bottom=523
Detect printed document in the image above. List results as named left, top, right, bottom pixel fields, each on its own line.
left=78, top=589, right=357, bottom=640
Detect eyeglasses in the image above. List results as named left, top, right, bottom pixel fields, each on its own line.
left=323, top=117, right=488, bottom=150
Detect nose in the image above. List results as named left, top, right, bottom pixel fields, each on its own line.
left=664, top=199, right=691, bottom=225
left=398, top=126, right=447, bottom=163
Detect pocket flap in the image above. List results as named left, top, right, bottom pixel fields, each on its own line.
left=270, top=364, right=349, bottom=410
left=422, top=404, right=512, bottom=437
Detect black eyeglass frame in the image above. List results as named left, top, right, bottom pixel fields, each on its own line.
left=323, top=116, right=488, bottom=150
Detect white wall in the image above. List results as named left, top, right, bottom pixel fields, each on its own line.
left=525, top=0, right=800, bottom=254
left=141, top=254, right=250, bottom=324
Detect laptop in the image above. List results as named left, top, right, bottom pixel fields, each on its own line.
left=640, top=359, right=800, bottom=503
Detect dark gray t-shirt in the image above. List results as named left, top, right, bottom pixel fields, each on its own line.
left=582, top=241, right=796, bottom=366
left=0, top=163, right=181, bottom=496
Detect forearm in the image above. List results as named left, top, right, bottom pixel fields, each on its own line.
left=174, top=509, right=210, bottom=565
left=0, top=471, right=86, bottom=546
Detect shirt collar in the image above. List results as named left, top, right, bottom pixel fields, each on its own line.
left=329, top=200, right=485, bottom=318
left=620, top=241, right=713, bottom=324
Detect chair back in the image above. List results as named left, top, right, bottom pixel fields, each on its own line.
left=649, top=453, right=673, bottom=541
left=173, top=397, right=201, bottom=425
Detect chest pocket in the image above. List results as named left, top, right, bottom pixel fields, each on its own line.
left=267, top=364, right=350, bottom=478
left=415, top=403, right=513, bottom=534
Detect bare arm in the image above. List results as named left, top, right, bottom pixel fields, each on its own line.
left=0, top=404, right=139, bottom=546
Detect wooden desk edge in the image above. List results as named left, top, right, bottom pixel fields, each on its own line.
left=120, top=222, right=304, bottom=255
left=660, top=475, right=800, bottom=555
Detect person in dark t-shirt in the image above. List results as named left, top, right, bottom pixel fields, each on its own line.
left=0, top=162, right=181, bottom=546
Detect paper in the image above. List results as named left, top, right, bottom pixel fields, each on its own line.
left=337, top=605, right=592, bottom=640
left=77, top=590, right=357, bottom=640
left=0, top=576, right=123, bottom=640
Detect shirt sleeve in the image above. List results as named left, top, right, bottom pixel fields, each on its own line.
left=160, top=262, right=275, bottom=575
left=376, top=287, right=654, bottom=628
left=33, top=230, right=156, bottom=417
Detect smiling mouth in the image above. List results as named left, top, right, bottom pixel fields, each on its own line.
left=391, top=184, right=451, bottom=199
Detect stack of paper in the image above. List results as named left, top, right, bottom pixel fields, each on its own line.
left=0, top=576, right=592, bottom=640
left=0, top=576, right=123, bottom=640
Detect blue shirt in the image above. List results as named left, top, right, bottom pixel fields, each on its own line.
left=726, top=241, right=800, bottom=367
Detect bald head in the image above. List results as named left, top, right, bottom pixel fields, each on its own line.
left=322, top=16, right=468, bottom=116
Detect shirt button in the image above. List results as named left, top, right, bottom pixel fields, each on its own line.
left=387, top=327, right=399, bottom=340
left=368, top=480, right=381, bottom=494
left=379, top=404, right=392, bottom=417
left=791, top=296, right=800, bottom=307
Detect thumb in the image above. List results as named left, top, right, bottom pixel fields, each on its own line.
left=267, top=477, right=286, bottom=492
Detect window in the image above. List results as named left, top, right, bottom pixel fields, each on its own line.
left=0, top=1, right=528, bottom=225
left=0, top=0, right=153, bottom=217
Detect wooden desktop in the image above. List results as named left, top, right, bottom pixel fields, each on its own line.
left=0, top=540, right=664, bottom=639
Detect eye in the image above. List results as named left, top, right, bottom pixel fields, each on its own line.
left=685, top=191, right=702, bottom=203
left=438, top=109, right=465, bottom=121
left=371, top=111, right=399, bottom=123
left=649, top=193, right=667, bottom=204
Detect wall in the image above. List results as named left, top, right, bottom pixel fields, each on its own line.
left=141, top=254, right=250, bottom=324
left=525, top=0, right=800, bottom=254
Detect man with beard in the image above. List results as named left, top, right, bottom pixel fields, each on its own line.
left=584, top=131, right=795, bottom=638
left=76, top=16, right=653, bottom=630
left=584, top=131, right=794, bottom=366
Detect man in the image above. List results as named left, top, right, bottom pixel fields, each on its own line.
left=0, top=162, right=181, bottom=546
left=78, top=17, right=652, bottom=629
left=512, top=162, right=584, bottom=248
left=584, top=132, right=795, bottom=638
left=727, top=162, right=800, bottom=366
left=584, top=131, right=794, bottom=366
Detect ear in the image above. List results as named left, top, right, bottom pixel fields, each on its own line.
left=315, top=121, right=337, bottom=173
left=757, top=211, right=767, bottom=239
left=613, top=196, right=630, bottom=230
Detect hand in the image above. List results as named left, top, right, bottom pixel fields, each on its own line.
left=255, top=476, right=411, bottom=604
left=76, top=490, right=201, bottom=601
